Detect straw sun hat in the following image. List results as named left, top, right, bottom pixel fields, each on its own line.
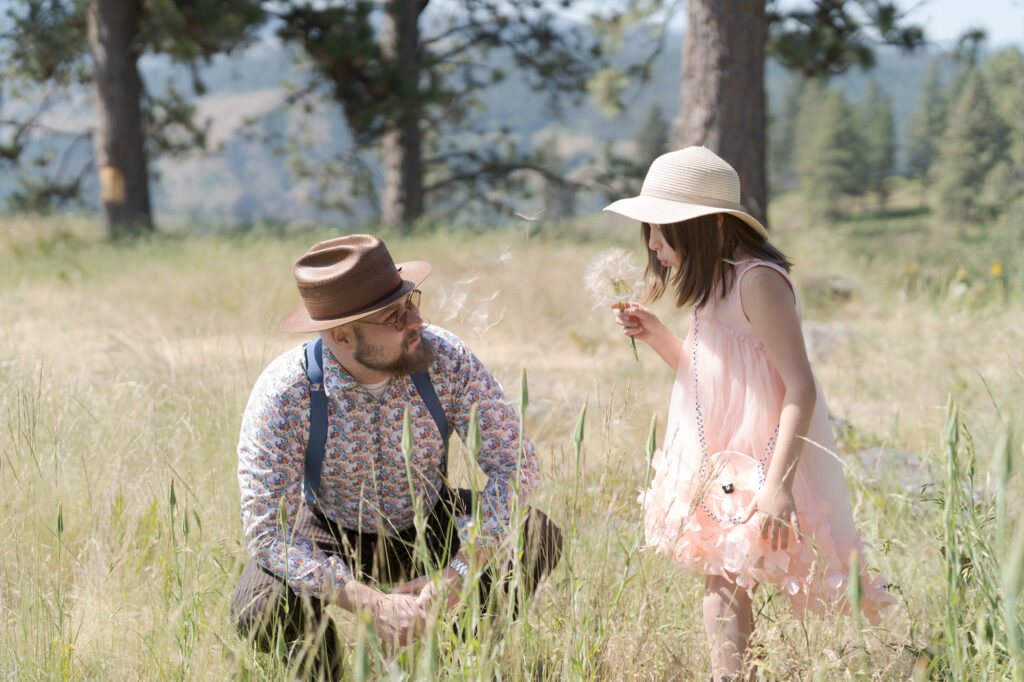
left=279, top=234, right=431, bottom=333
left=603, top=146, right=768, bottom=239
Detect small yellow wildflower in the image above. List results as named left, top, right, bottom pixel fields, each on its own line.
left=991, top=261, right=1003, bottom=278
left=955, top=267, right=969, bottom=281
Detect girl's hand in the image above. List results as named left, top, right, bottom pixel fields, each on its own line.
left=612, top=302, right=665, bottom=345
left=739, top=486, right=802, bottom=551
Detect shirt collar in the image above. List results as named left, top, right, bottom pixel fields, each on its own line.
left=321, top=342, right=359, bottom=397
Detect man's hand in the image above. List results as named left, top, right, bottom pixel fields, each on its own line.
left=369, top=592, right=432, bottom=645
left=391, top=568, right=463, bottom=612
left=392, top=549, right=485, bottom=611
left=333, top=580, right=431, bottom=646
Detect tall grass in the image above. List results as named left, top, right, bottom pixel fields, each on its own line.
left=1, top=203, right=1023, bottom=679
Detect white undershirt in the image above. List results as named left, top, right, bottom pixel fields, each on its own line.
left=358, top=378, right=390, bottom=399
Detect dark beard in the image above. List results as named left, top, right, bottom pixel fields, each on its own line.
left=352, top=329, right=436, bottom=376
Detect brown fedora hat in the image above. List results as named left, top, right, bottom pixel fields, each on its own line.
left=279, top=234, right=431, bottom=333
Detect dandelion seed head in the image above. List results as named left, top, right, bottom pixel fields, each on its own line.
left=584, top=248, right=641, bottom=307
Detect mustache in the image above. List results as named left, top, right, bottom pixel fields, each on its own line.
left=403, top=330, right=420, bottom=345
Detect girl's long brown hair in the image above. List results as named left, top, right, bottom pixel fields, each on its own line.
left=642, top=213, right=792, bottom=309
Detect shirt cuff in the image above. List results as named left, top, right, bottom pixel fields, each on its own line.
left=329, top=554, right=355, bottom=591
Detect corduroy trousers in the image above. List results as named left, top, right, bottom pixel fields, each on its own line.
left=230, top=488, right=562, bottom=678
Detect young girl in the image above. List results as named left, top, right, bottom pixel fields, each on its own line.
left=605, top=147, right=892, bottom=680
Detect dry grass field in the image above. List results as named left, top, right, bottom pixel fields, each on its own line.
left=2, top=192, right=1023, bottom=679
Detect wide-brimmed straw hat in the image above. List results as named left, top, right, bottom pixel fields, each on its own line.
left=279, top=234, right=431, bottom=333
left=603, top=146, right=767, bottom=239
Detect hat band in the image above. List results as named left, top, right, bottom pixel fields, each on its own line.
left=641, top=186, right=748, bottom=214
left=307, top=280, right=406, bottom=321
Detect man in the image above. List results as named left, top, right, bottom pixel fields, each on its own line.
left=230, top=234, right=561, bottom=675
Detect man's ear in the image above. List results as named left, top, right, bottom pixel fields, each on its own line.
left=328, top=324, right=354, bottom=349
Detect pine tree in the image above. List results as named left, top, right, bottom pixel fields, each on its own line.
left=634, top=103, right=669, bottom=168
left=0, top=0, right=263, bottom=235
left=906, top=58, right=947, bottom=203
left=946, top=29, right=988, bottom=103
left=791, top=77, right=826, bottom=170
left=678, top=0, right=924, bottom=228
left=982, top=47, right=1024, bottom=213
left=933, top=70, right=1009, bottom=224
left=768, top=74, right=806, bottom=193
left=854, top=78, right=895, bottom=211
left=273, top=1, right=603, bottom=227
left=795, top=86, right=860, bottom=219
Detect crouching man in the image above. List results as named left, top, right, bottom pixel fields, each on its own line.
left=230, top=234, right=561, bottom=678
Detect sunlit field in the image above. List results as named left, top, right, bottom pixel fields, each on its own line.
left=2, top=187, right=1024, bottom=679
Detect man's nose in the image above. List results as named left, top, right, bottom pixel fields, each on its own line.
left=405, top=308, right=425, bottom=330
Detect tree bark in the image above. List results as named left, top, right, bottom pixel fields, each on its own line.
left=380, top=0, right=423, bottom=229
left=676, top=0, right=768, bottom=228
left=87, top=0, right=152, bottom=237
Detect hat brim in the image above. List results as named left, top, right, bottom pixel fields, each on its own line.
left=603, top=195, right=767, bottom=239
left=278, top=261, right=432, bottom=333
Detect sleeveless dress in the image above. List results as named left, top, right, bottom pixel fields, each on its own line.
left=640, top=260, right=893, bottom=624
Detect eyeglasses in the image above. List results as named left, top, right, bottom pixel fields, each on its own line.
left=360, top=290, right=422, bottom=331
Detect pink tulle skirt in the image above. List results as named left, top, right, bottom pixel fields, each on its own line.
left=640, top=449, right=894, bottom=625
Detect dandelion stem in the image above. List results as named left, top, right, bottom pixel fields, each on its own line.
left=618, top=302, right=639, bottom=362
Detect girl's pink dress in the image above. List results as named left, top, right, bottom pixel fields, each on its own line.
left=642, top=260, right=893, bottom=624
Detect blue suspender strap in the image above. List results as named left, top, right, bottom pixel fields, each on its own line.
left=410, top=371, right=450, bottom=476
left=302, top=337, right=450, bottom=516
left=303, top=338, right=328, bottom=510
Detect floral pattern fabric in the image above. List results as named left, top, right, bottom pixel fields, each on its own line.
left=237, top=325, right=539, bottom=599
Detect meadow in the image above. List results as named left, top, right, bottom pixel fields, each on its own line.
left=2, top=187, right=1024, bottom=680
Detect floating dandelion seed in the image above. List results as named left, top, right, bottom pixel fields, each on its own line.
left=514, top=209, right=544, bottom=222
left=584, top=248, right=641, bottom=362
left=468, top=305, right=505, bottom=338
left=514, top=208, right=544, bottom=240
left=438, top=286, right=469, bottom=322
left=439, top=276, right=506, bottom=335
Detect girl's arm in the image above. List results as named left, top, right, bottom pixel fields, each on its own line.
left=737, top=267, right=817, bottom=551
left=613, top=302, right=685, bottom=371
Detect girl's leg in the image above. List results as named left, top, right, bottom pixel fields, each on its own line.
left=703, top=574, right=754, bottom=681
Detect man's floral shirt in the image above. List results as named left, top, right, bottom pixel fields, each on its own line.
left=237, top=325, right=539, bottom=599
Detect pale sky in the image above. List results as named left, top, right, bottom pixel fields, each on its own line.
left=772, top=0, right=1022, bottom=48
left=906, top=0, right=1023, bottom=47
left=556, top=0, right=1024, bottom=49
left=1, top=0, right=1019, bottom=50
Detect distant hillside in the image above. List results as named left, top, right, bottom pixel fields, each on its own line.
left=0, top=29, right=965, bottom=225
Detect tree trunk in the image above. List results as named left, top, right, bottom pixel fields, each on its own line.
left=87, top=0, right=152, bottom=237
left=380, top=0, right=423, bottom=229
left=676, top=0, right=768, bottom=228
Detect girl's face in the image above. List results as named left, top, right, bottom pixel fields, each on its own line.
left=648, top=224, right=681, bottom=269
